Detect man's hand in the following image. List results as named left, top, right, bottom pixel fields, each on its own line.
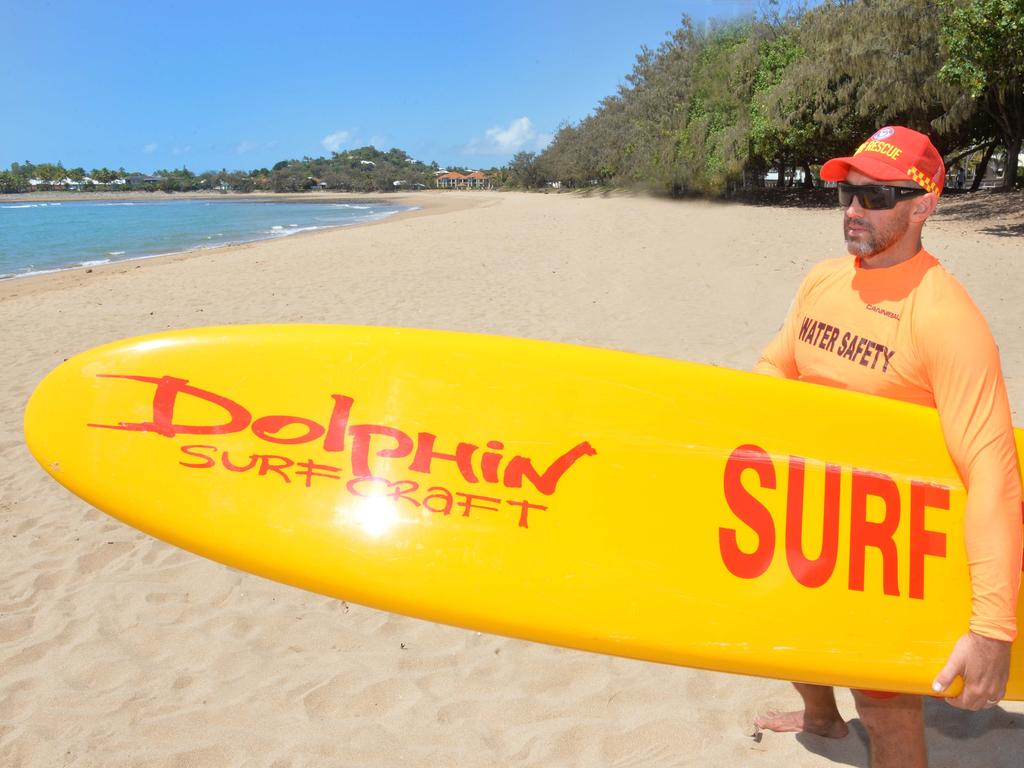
left=931, top=632, right=1012, bottom=710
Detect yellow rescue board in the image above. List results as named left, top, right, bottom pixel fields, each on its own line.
left=23, top=325, right=1024, bottom=697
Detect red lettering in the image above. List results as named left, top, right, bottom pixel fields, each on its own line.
left=502, top=441, right=596, bottom=495
left=88, top=375, right=251, bottom=437
left=720, top=444, right=776, bottom=579
left=348, top=425, right=415, bottom=477
left=481, top=441, right=504, bottom=483
left=454, top=492, right=501, bottom=517
left=387, top=479, right=420, bottom=506
left=222, top=452, right=259, bottom=472
left=251, top=415, right=324, bottom=445
left=92, top=378, right=594, bottom=504
left=346, top=476, right=420, bottom=507
left=506, top=498, right=546, bottom=528
left=179, top=444, right=217, bottom=468
left=257, top=455, right=293, bottom=482
left=785, top=458, right=840, bottom=588
left=294, top=459, right=343, bottom=488
left=409, top=433, right=479, bottom=482
left=322, top=395, right=354, bottom=452
left=849, top=470, right=900, bottom=596
left=423, top=485, right=455, bottom=515
left=909, top=481, right=949, bottom=599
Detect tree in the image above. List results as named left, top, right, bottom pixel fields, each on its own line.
left=618, top=16, right=704, bottom=192
left=678, top=20, right=759, bottom=194
left=90, top=167, right=118, bottom=183
left=0, top=172, right=26, bottom=193
left=939, top=0, right=1024, bottom=189
left=507, top=152, right=542, bottom=188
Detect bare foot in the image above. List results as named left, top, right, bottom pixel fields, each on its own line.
left=754, top=709, right=849, bottom=738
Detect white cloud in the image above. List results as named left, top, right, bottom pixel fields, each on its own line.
left=143, top=143, right=158, bottom=154
left=321, top=130, right=352, bottom=153
left=172, top=145, right=191, bottom=155
left=464, top=117, right=548, bottom=155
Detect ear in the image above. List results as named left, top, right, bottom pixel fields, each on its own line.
left=910, top=192, right=938, bottom=223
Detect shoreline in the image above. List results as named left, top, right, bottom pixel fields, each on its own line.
left=0, top=190, right=433, bottom=203
left=0, top=202, right=414, bottom=282
left=0, top=190, right=491, bottom=296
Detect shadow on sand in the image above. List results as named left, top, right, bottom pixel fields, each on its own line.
left=932, top=189, right=1024, bottom=225
left=729, top=187, right=838, bottom=209
left=790, top=701, right=1024, bottom=768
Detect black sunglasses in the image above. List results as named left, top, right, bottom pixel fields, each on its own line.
left=837, top=182, right=927, bottom=210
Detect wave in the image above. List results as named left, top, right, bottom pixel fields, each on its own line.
left=266, top=224, right=321, bottom=237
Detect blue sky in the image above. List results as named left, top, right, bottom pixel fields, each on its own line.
left=3, top=1, right=764, bottom=173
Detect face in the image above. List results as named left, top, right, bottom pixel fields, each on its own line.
left=841, top=170, right=919, bottom=259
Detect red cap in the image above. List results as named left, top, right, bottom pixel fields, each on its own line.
left=820, top=126, right=945, bottom=196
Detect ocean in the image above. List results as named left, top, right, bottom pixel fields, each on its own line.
left=0, top=198, right=414, bottom=279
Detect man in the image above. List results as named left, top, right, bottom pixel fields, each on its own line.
left=751, top=126, right=1022, bottom=768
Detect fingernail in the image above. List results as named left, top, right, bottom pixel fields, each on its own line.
left=932, top=682, right=943, bottom=692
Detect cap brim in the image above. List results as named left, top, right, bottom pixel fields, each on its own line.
left=819, top=155, right=910, bottom=183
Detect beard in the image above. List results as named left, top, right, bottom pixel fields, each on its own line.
left=844, top=208, right=911, bottom=258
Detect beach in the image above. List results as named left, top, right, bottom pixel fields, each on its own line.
left=2, top=189, right=1022, bottom=767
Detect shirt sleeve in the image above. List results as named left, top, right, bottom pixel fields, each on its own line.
left=753, top=273, right=812, bottom=379
left=919, top=290, right=1023, bottom=641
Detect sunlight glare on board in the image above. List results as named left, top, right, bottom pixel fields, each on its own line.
left=340, top=493, right=400, bottom=539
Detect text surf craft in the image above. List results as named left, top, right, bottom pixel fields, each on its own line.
left=86, top=374, right=597, bottom=527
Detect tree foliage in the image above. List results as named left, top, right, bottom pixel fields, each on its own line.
left=2, top=147, right=439, bottom=195
left=533, top=0, right=1023, bottom=195
left=939, top=0, right=1024, bottom=188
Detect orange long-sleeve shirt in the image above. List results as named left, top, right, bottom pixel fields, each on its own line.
left=755, top=249, right=1022, bottom=641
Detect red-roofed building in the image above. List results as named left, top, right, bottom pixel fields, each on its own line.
left=436, top=170, right=493, bottom=190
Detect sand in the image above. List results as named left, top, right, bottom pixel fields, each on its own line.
left=1, top=189, right=1022, bottom=767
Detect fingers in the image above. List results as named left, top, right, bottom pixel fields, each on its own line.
left=931, top=654, right=963, bottom=695
left=946, top=676, right=1005, bottom=711
left=933, top=632, right=1011, bottom=710
left=946, top=690, right=1002, bottom=711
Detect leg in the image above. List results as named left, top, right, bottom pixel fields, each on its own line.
left=851, top=690, right=926, bottom=768
left=755, top=683, right=849, bottom=738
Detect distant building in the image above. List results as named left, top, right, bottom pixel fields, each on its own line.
left=435, top=170, right=493, bottom=190
left=125, top=174, right=166, bottom=187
